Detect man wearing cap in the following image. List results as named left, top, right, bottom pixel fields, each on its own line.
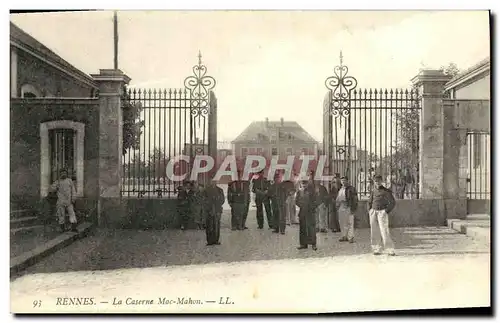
left=228, top=169, right=247, bottom=230
left=368, top=175, right=397, bottom=256
left=203, top=179, right=225, bottom=246
left=296, top=178, right=319, bottom=250
left=252, top=170, right=273, bottom=229
left=336, top=176, right=359, bottom=243
left=268, top=171, right=287, bottom=234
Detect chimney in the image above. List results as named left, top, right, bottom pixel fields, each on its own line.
left=265, top=117, right=269, bottom=127
left=280, top=117, right=284, bottom=126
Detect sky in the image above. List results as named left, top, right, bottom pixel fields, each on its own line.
left=10, top=10, right=490, bottom=143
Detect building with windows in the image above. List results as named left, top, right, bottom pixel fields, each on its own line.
left=231, top=118, right=318, bottom=173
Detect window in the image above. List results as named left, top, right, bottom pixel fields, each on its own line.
left=301, top=148, right=308, bottom=155
left=271, top=147, right=278, bottom=156
left=241, top=147, right=248, bottom=157
left=256, top=148, right=263, bottom=155
left=249, top=148, right=256, bottom=154
left=40, top=121, right=85, bottom=198
left=21, top=84, right=41, bottom=98
left=286, top=147, right=293, bottom=155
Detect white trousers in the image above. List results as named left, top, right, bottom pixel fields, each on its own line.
left=315, top=203, right=328, bottom=230
left=56, top=203, right=77, bottom=225
left=338, top=205, right=354, bottom=239
left=369, top=209, right=395, bottom=253
left=285, top=195, right=298, bottom=224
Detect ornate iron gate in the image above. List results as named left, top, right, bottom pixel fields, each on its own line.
left=121, top=53, right=217, bottom=198
left=323, top=52, right=421, bottom=199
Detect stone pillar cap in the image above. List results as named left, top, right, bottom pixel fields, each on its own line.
left=411, top=69, right=452, bottom=85
left=91, top=69, right=131, bottom=84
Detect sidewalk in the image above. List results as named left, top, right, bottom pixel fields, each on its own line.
left=10, top=222, right=94, bottom=276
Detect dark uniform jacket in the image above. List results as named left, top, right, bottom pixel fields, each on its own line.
left=228, top=180, right=247, bottom=204
left=368, top=185, right=396, bottom=213
left=317, top=184, right=329, bottom=205
left=252, top=177, right=270, bottom=201
left=203, top=185, right=225, bottom=214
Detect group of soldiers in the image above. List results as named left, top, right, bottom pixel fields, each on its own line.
left=177, top=169, right=397, bottom=255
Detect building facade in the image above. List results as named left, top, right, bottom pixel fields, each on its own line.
left=231, top=118, right=318, bottom=173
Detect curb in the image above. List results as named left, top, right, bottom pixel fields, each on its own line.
left=10, top=222, right=94, bottom=275
left=447, top=219, right=490, bottom=242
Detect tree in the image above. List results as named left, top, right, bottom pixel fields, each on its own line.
left=122, top=85, right=145, bottom=155
left=387, top=62, right=460, bottom=183
left=441, top=62, right=460, bottom=77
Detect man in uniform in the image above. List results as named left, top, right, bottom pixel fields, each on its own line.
left=296, top=178, right=320, bottom=250
left=228, top=169, right=247, bottom=230
left=328, top=173, right=342, bottom=232
left=203, top=178, right=225, bottom=245
left=241, top=175, right=251, bottom=230
left=252, top=170, right=273, bottom=229
left=269, top=171, right=287, bottom=234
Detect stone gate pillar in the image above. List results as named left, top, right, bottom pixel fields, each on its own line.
left=411, top=70, right=451, bottom=198
left=91, top=69, right=131, bottom=226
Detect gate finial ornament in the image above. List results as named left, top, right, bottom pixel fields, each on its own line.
left=325, top=51, right=357, bottom=118
left=184, top=52, right=216, bottom=119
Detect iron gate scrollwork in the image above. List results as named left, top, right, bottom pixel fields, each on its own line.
left=121, top=52, right=217, bottom=198
left=324, top=52, right=421, bottom=200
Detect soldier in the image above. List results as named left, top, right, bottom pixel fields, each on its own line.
left=203, top=180, right=225, bottom=246
left=328, top=173, right=342, bottom=232
left=228, top=169, right=247, bottom=230
left=177, top=182, right=190, bottom=230
left=296, top=179, right=320, bottom=250
left=252, top=170, right=273, bottom=229
left=315, top=181, right=329, bottom=233
left=241, top=176, right=251, bottom=230
left=188, top=181, right=203, bottom=230
left=269, top=171, right=287, bottom=234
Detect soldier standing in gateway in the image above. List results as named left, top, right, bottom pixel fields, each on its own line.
left=228, top=169, right=247, bottom=230
left=296, top=179, right=319, bottom=250
left=252, top=170, right=273, bottom=229
left=203, top=179, right=225, bottom=246
left=269, top=171, right=287, bottom=234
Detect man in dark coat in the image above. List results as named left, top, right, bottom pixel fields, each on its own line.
left=328, top=173, right=342, bottom=232
left=269, top=171, right=287, bottom=234
left=252, top=170, right=273, bottom=229
left=296, top=180, right=319, bottom=250
left=203, top=181, right=225, bottom=245
left=228, top=169, right=247, bottom=230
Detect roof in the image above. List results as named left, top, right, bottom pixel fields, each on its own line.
left=232, top=120, right=318, bottom=144
left=445, top=57, right=490, bottom=91
left=10, top=22, right=97, bottom=89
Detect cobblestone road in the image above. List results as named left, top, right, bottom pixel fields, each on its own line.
left=11, top=210, right=490, bottom=313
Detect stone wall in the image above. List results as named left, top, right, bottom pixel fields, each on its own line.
left=16, top=49, right=95, bottom=98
